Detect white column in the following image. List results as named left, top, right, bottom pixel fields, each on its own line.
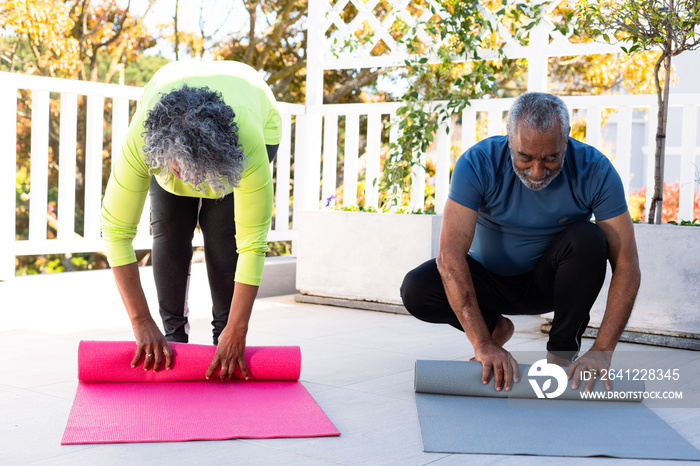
left=0, top=87, right=17, bottom=280
left=306, top=0, right=325, bottom=107
left=364, top=112, right=382, bottom=209
left=434, top=119, right=451, bottom=214
left=292, top=113, right=323, bottom=223
left=84, top=95, right=105, bottom=241
left=57, top=93, right=78, bottom=241
left=410, top=151, right=426, bottom=211
left=526, top=21, right=549, bottom=93
left=321, top=114, right=338, bottom=206
left=679, top=104, right=697, bottom=221
left=586, top=106, right=601, bottom=149
left=275, top=113, right=293, bottom=230
left=343, top=114, right=359, bottom=206
left=644, top=107, right=658, bottom=218
left=461, top=107, right=476, bottom=154
left=487, top=109, right=503, bottom=137
left=28, top=91, right=50, bottom=242
left=111, top=98, right=130, bottom=164
left=299, top=0, right=325, bottom=227
left=615, top=106, right=633, bottom=202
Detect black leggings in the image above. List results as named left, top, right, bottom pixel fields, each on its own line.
left=150, top=178, right=237, bottom=344
left=400, top=221, right=608, bottom=360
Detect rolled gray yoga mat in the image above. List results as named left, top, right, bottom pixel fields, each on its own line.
left=415, top=359, right=645, bottom=401
left=414, top=360, right=700, bottom=460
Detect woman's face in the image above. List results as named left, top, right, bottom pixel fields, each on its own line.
left=170, top=162, right=182, bottom=180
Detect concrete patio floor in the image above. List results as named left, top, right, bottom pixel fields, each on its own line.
left=2, top=265, right=699, bottom=465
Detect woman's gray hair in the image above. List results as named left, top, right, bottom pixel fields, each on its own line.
left=142, top=84, right=246, bottom=197
left=506, top=92, right=571, bottom=140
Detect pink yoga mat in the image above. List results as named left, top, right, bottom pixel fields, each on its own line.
left=62, top=341, right=339, bottom=444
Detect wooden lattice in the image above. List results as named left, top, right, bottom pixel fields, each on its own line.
left=318, top=0, right=620, bottom=70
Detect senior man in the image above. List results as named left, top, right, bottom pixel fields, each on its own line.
left=401, top=92, right=640, bottom=393
left=101, top=61, right=281, bottom=379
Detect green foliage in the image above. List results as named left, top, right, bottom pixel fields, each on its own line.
left=576, top=0, right=700, bottom=53
left=667, top=219, right=700, bottom=227
left=267, top=241, right=293, bottom=256
left=576, top=0, right=700, bottom=224
left=119, top=55, right=171, bottom=86
left=331, top=205, right=434, bottom=215
left=333, top=205, right=379, bottom=213
left=383, top=0, right=542, bottom=208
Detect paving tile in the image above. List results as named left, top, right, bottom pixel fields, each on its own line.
left=0, top=387, right=88, bottom=465
left=342, top=368, right=417, bottom=401
left=426, top=454, right=667, bottom=465
left=0, top=331, right=78, bottom=389
left=38, top=440, right=343, bottom=466
left=27, top=379, right=79, bottom=401
left=311, top=324, right=470, bottom=360
left=249, top=387, right=449, bottom=465
left=3, top=270, right=700, bottom=465
left=296, top=340, right=416, bottom=387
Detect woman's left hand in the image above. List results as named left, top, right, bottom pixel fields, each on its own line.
left=205, top=325, right=250, bottom=380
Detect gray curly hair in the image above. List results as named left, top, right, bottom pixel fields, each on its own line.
left=142, top=84, right=246, bottom=197
left=506, top=92, right=571, bottom=140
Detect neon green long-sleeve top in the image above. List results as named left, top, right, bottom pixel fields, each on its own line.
left=101, top=61, right=281, bottom=286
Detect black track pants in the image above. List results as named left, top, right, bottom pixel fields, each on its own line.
left=400, top=221, right=609, bottom=360
left=150, top=178, right=237, bottom=345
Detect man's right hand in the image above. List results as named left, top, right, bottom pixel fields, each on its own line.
left=131, top=319, right=173, bottom=371
left=473, top=340, right=520, bottom=391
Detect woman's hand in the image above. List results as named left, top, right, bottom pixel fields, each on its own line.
left=131, top=318, right=173, bottom=371
left=205, top=325, right=249, bottom=380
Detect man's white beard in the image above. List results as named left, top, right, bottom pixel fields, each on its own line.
left=511, top=155, right=565, bottom=191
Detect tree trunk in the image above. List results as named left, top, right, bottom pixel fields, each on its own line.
left=649, top=55, right=671, bottom=224
left=649, top=53, right=673, bottom=224
left=174, top=0, right=180, bottom=61
left=649, top=0, right=675, bottom=224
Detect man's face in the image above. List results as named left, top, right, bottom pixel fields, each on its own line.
left=509, top=122, right=567, bottom=191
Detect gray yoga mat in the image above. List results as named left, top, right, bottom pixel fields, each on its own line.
left=414, top=360, right=700, bottom=460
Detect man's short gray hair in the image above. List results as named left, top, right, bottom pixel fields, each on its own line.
left=142, top=84, right=246, bottom=197
left=506, top=92, right=571, bottom=140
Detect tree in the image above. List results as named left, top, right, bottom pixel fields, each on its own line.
left=578, top=0, right=700, bottom=224
left=0, top=0, right=162, bottom=274
left=211, top=0, right=384, bottom=104
left=0, top=0, right=158, bottom=81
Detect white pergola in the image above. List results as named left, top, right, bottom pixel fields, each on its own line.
left=305, top=0, right=625, bottom=103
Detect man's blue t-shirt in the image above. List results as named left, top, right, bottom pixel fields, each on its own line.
left=448, top=135, right=628, bottom=276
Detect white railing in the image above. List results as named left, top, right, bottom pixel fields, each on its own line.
left=1, top=72, right=304, bottom=280
left=2, top=70, right=699, bottom=280
left=310, top=94, right=700, bottom=216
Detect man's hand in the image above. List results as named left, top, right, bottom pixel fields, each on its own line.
left=131, top=318, right=173, bottom=371
left=567, top=348, right=612, bottom=392
left=206, top=326, right=249, bottom=380
left=474, top=341, right=520, bottom=391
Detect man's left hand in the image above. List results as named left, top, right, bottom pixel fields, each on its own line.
left=567, top=348, right=612, bottom=392
left=205, top=326, right=250, bottom=380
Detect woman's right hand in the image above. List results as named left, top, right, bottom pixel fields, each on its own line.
left=131, top=318, right=173, bottom=371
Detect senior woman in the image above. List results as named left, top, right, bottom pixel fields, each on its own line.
left=101, top=61, right=281, bottom=379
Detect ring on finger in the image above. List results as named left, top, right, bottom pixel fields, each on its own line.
left=146, top=353, right=153, bottom=358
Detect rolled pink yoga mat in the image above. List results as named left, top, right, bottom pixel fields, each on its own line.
left=62, top=341, right=339, bottom=444
left=77, top=340, right=301, bottom=382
